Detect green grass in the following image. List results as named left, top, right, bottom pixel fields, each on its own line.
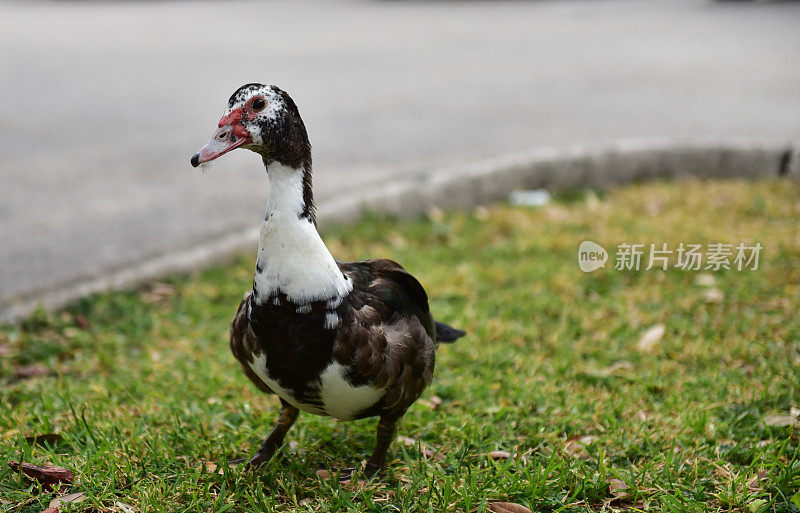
left=2, top=178, right=799, bottom=512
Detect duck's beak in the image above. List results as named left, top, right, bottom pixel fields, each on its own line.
left=191, top=109, right=252, bottom=167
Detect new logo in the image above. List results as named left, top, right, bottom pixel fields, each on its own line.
left=578, top=241, right=608, bottom=272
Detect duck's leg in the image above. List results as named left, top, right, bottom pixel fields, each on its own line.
left=246, top=400, right=299, bottom=469
left=363, top=414, right=400, bottom=478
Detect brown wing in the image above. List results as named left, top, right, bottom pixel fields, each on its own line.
left=229, top=291, right=275, bottom=395
left=334, top=259, right=436, bottom=416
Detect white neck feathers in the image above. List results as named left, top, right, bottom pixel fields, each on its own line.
left=253, top=162, right=352, bottom=305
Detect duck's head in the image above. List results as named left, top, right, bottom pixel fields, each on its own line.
left=191, top=83, right=310, bottom=170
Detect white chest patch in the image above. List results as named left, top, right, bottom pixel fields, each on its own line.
left=318, top=362, right=385, bottom=420
left=247, top=353, right=324, bottom=415
left=248, top=354, right=385, bottom=421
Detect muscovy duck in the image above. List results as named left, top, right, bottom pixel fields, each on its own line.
left=190, top=84, right=465, bottom=477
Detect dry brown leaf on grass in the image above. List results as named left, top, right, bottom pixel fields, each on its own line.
left=315, top=469, right=368, bottom=487
left=474, top=206, right=491, bottom=221
left=396, top=436, right=416, bottom=447
left=694, top=273, right=716, bottom=287
left=72, top=314, right=90, bottom=329
left=142, top=283, right=177, bottom=304
left=14, top=364, right=53, bottom=380
left=203, top=460, right=241, bottom=474
left=38, top=491, right=86, bottom=513
left=746, top=470, right=769, bottom=493
left=419, top=395, right=442, bottom=410
left=48, top=492, right=86, bottom=510
left=645, top=197, right=666, bottom=216
left=8, top=461, right=74, bottom=489
left=564, top=435, right=596, bottom=460
left=112, top=502, right=138, bottom=513
left=426, top=207, right=445, bottom=223
left=24, top=433, right=62, bottom=446
left=396, top=436, right=445, bottom=460
left=703, top=288, right=724, bottom=304
left=388, top=232, right=407, bottom=249
left=418, top=446, right=435, bottom=459
left=608, top=478, right=629, bottom=500
left=339, top=477, right=368, bottom=487
left=593, top=361, right=633, bottom=377
left=421, top=447, right=445, bottom=461
left=636, top=324, right=665, bottom=353
left=488, top=502, right=532, bottom=513
left=763, top=414, right=799, bottom=427
left=204, top=461, right=223, bottom=474
left=486, top=450, right=512, bottom=460
left=545, top=205, right=570, bottom=222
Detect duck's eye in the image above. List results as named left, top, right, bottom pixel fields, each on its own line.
left=252, top=98, right=266, bottom=112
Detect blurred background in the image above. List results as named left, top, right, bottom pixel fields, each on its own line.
left=1, top=0, right=799, bottom=320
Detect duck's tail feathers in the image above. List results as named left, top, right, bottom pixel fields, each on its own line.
left=435, top=321, right=466, bottom=343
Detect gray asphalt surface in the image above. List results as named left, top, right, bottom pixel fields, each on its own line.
left=2, top=0, right=799, bottom=317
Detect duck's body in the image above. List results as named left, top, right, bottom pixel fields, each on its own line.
left=231, top=257, right=436, bottom=422
left=191, top=84, right=464, bottom=476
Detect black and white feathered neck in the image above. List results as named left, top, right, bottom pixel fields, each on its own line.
left=252, top=161, right=352, bottom=306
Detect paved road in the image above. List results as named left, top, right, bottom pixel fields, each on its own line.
left=2, top=0, right=799, bottom=318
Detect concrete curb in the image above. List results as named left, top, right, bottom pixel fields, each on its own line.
left=1, top=137, right=796, bottom=323
left=320, top=138, right=796, bottom=223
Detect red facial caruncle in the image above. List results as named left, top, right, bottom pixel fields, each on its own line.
left=191, top=102, right=262, bottom=167
left=218, top=108, right=249, bottom=139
